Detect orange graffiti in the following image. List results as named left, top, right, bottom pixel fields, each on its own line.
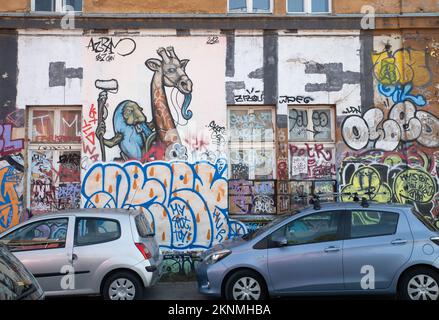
left=0, top=167, right=21, bottom=233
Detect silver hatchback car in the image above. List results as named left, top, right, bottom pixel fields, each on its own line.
left=0, top=209, right=163, bottom=300
left=197, top=202, right=439, bottom=301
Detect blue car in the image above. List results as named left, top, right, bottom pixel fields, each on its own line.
left=196, top=202, right=439, bottom=300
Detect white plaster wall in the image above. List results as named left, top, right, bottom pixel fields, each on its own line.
left=17, top=31, right=85, bottom=107
left=278, top=34, right=362, bottom=115
left=226, top=36, right=264, bottom=104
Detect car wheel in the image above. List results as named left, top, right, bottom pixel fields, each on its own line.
left=225, top=270, right=267, bottom=301
left=399, top=268, right=439, bottom=301
left=103, top=271, right=143, bottom=300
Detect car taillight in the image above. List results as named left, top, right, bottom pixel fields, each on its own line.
left=135, top=243, right=152, bottom=260
left=431, top=236, right=439, bottom=246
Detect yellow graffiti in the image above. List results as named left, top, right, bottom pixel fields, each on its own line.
left=341, top=166, right=392, bottom=203
left=393, top=168, right=436, bottom=204
left=372, top=48, right=431, bottom=87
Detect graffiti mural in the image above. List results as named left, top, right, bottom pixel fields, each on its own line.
left=342, top=102, right=439, bottom=151
left=340, top=148, right=439, bottom=215
left=229, top=180, right=276, bottom=214
left=289, top=143, right=336, bottom=179
left=0, top=124, right=23, bottom=157
left=162, top=253, right=200, bottom=277
left=340, top=43, right=439, bottom=218
left=0, top=155, right=24, bottom=233
left=82, top=159, right=246, bottom=250
left=96, top=46, right=193, bottom=163
left=372, top=47, right=430, bottom=106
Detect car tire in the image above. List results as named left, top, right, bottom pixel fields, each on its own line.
left=398, top=267, right=439, bottom=301
left=225, top=270, right=267, bottom=301
left=102, top=271, right=144, bottom=300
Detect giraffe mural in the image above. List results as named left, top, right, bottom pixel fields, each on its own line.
left=95, top=46, right=194, bottom=162
left=146, top=47, right=193, bottom=153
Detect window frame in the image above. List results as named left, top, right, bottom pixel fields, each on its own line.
left=0, top=218, right=69, bottom=252
left=228, top=0, right=274, bottom=14
left=288, top=106, right=335, bottom=143
left=74, top=217, right=122, bottom=247
left=228, top=105, right=277, bottom=180
left=31, top=0, right=83, bottom=13
left=288, top=105, right=335, bottom=180
left=267, top=210, right=344, bottom=248
left=286, top=0, right=332, bottom=14
left=26, top=106, right=82, bottom=212
left=344, top=210, right=400, bottom=240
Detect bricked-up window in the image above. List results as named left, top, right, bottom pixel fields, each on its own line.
left=28, top=107, right=82, bottom=215
left=228, top=107, right=276, bottom=180
left=288, top=106, right=335, bottom=180
left=228, top=0, right=273, bottom=13
left=32, top=0, right=82, bottom=12
left=287, top=0, right=331, bottom=13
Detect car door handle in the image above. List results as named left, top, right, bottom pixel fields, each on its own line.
left=391, top=239, right=407, bottom=245
left=69, top=254, right=78, bottom=263
left=324, top=246, right=340, bottom=253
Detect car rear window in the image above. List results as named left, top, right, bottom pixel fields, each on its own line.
left=412, top=209, right=439, bottom=232
left=349, top=211, right=399, bottom=239
left=135, top=214, right=153, bottom=238
left=74, top=218, right=121, bottom=246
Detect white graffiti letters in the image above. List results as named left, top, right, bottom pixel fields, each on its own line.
left=342, top=101, right=439, bottom=151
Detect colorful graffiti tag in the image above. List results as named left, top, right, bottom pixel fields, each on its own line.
left=372, top=47, right=431, bottom=106
left=340, top=148, right=438, bottom=215
left=340, top=45, right=439, bottom=217
left=0, top=124, right=24, bottom=157
left=342, top=102, right=439, bottom=151
left=0, top=156, right=23, bottom=233
left=82, top=159, right=246, bottom=250
left=228, top=180, right=276, bottom=214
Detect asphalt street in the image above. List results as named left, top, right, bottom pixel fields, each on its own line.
left=47, top=281, right=394, bottom=300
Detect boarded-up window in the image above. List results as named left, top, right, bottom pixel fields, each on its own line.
left=28, top=107, right=82, bottom=215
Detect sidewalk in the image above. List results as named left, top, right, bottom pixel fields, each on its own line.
left=143, top=281, right=215, bottom=300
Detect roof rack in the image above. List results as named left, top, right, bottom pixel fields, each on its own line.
left=293, top=191, right=385, bottom=209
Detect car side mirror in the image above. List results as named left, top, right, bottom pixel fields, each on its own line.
left=272, top=236, right=288, bottom=247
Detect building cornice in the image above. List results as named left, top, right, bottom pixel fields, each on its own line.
left=0, top=13, right=437, bottom=30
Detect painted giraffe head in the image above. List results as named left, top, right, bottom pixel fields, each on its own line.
left=146, top=46, right=193, bottom=94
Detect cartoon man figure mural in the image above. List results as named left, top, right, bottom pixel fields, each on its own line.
left=96, top=100, right=156, bottom=161
left=95, top=46, right=193, bottom=163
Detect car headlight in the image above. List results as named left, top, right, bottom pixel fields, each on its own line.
left=204, top=249, right=231, bottom=265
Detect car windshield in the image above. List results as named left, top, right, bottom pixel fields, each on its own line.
left=412, top=208, right=439, bottom=232
left=0, top=245, right=37, bottom=300
left=242, top=215, right=291, bottom=241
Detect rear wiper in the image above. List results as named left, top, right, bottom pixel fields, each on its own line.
left=16, top=284, right=37, bottom=300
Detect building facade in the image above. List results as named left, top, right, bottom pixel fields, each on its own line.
left=1, top=0, right=439, bottom=275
